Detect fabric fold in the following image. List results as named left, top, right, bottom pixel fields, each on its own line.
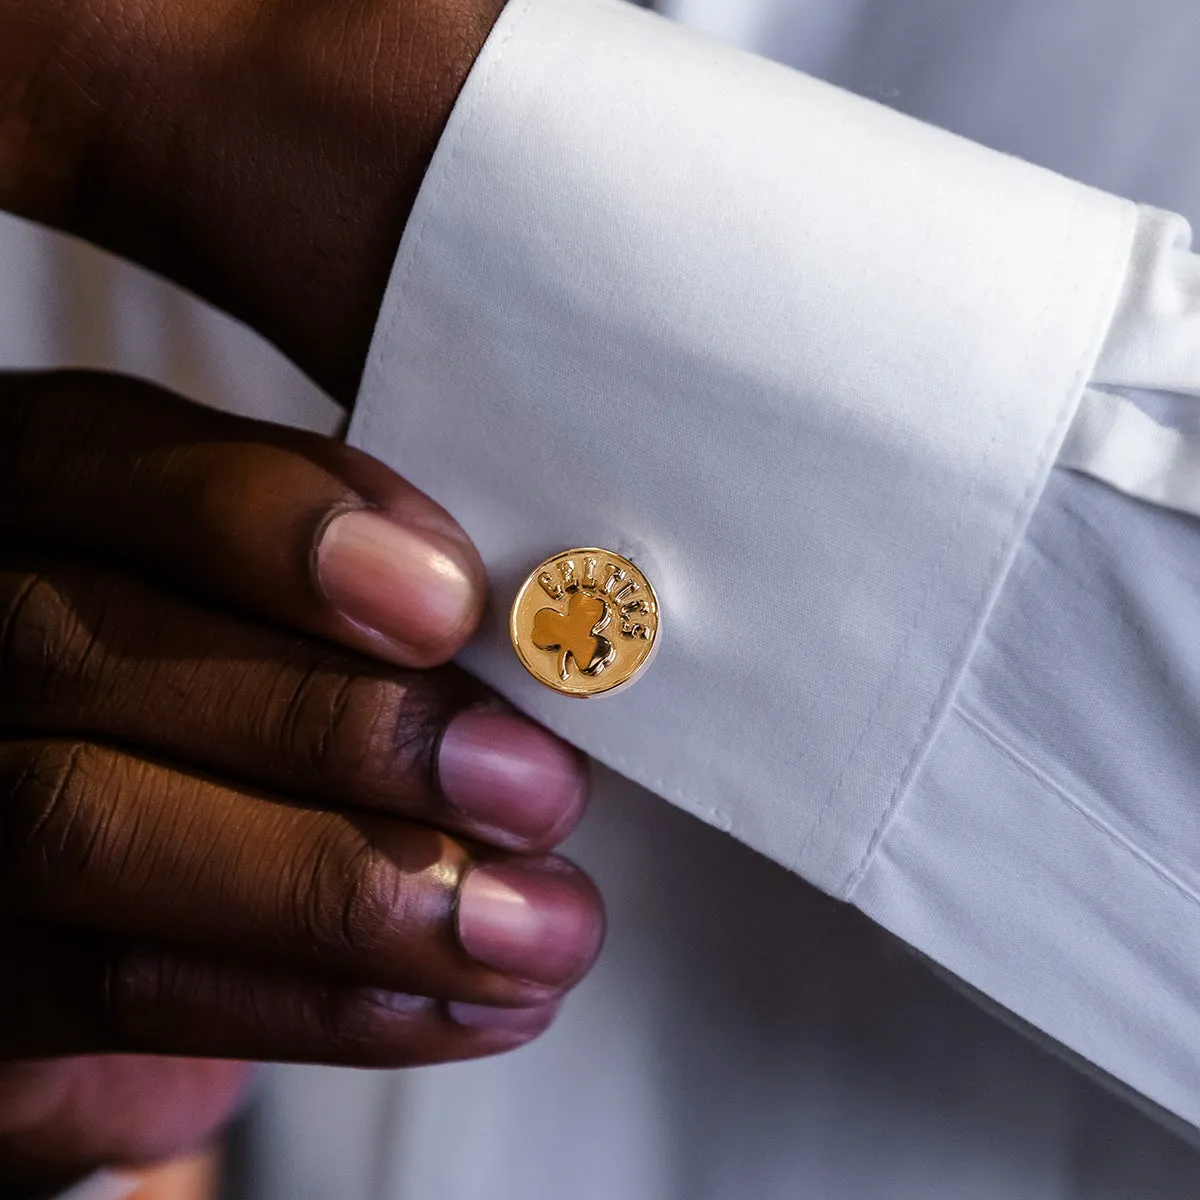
left=1062, top=208, right=1200, bottom=519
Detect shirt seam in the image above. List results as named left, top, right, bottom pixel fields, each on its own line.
left=952, top=699, right=1200, bottom=913
left=800, top=187, right=1080, bottom=888
left=842, top=194, right=1136, bottom=901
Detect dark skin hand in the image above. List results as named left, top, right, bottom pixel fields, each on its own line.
left=0, top=0, right=599, bottom=1190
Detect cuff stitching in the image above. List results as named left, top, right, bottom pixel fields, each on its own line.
left=841, top=194, right=1135, bottom=901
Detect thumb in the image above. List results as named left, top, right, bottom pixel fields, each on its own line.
left=1, top=369, right=486, bottom=668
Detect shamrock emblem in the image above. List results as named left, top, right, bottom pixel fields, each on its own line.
left=531, top=593, right=617, bottom=683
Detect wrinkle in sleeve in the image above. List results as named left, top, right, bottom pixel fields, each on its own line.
left=345, top=0, right=1187, bottom=1126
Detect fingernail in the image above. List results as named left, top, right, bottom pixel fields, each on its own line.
left=457, top=860, right=604, bottom=988
left=316, top=508, right=479, bottom=661
left=446, top=1000, right=560, bottom=1033
left=439, top=711, right=588, bottom=845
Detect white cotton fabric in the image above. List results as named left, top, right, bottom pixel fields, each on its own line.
left=1060, top=385, right=1200, bottom=517
left=350, top=0, right=1200, bottom=1134
left=351, top=0, right=1131, bottom=894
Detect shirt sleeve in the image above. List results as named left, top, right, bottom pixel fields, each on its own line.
left=347, top=0, right=1200, bottom=1126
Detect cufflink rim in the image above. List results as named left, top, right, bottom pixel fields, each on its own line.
left=509, top=546, right=661, bottom=699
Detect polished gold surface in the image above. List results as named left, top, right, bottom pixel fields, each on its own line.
left=511, top=548, right=660, bottom=698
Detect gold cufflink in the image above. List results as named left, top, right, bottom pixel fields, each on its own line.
left=510, top=548, right=660, bottom=698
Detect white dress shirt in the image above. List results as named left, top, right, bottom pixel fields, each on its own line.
left=349, top=0, right=1200, bottom=1135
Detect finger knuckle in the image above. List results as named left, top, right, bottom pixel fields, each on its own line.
left=0, top=741, right=102, bottom=909
left=0, top=570, right=98, bottom=709
left=280, top=664, right=445, bottom=798
left=296, top=830, right=401, bottom=962
left=310, top=987, right=426, bottom=1058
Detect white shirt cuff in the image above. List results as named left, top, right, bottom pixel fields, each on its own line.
left=348, top=0, right=1169, bottom=1120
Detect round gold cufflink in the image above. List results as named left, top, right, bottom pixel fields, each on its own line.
left=510, top=548, right=660, bottom=698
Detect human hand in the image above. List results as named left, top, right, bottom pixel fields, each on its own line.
left=0, top=371, right=601, bottom=1187
left=0, top=0, right=554, bottom=1184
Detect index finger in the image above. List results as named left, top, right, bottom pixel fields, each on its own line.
left=1, top=370, right=485, bottom=669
